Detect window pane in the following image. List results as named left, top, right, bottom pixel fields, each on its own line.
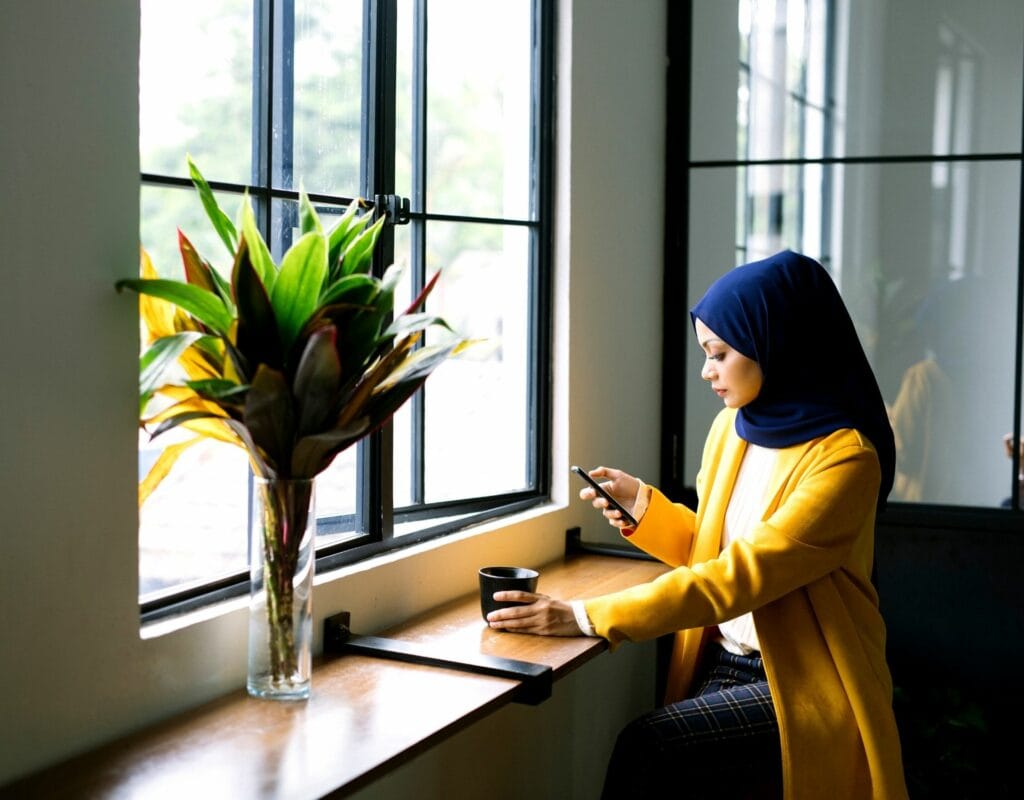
left=139, top=185, right=252, bottom=601
left=139, top=440, right=250, bottom=601
left=688, top=161, right=1020, bottom=507
left=139, top=0, right=253, bottom=183
left=290, top=0, right=364, bottom=195
left=395, top=0, right=416, bottom=207
left=141, top=184, right=244, bottom=278
left=426, top=0, right=532, bottom=218
left=422, top=222, right=531, bottom=502
left=692, top=0, right=1024, bottom=161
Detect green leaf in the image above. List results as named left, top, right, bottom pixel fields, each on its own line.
left=270, top=231, right=328, bottom=350
left=140, top=331, right=209, bottom=401
left=240, top=199, right=277, bottom=294
left=184, top=378, right=248, bottom=403
left=319, top=273, right=379, bottom=307
left=293, top=326, right=342, bottom=437
left=231, top=237, right=283, bottom=368
left=187, top=156, right=238, bottom=256
left=327, top=201, right=370, bottom=280
left=117, top=278, right=233, bottom=336
left=299, top=190, right=323, bottom=236
left=243, top=365, right=295, bottom=473
left=339, top=214, right=386, bottom=277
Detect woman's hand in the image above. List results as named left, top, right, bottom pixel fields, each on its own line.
left=581, top=466, right=641, bottom=529
left=486, top=592, right=581, bottom=636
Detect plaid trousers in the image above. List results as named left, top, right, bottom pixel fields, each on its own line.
left=601, top=641, right=783, bottom=799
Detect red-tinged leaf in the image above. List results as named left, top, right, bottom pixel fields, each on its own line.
left=400, top=270, right=441, bottom=317
left=178, top=230, right=217, bottom=294
left=221, top=418, right=275, bottom=479
left=240, top=199, right=277, bottom=294
left=290, top=419, right=370, bottom=479
left=335, top=335, right=418, bottom=428
left=293, top=326, right=341, bottom=437
left=243, top=365, right=294, bottom=473
left=232, top=236, right=283, bottom=368
left=371, top=340, right=458, bottom=395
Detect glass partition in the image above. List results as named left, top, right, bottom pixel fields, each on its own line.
left=687, top=160, right=1021, bottom=508
left=691, top=0, right=1024, bottom=162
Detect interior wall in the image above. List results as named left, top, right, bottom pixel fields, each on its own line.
left=0, top=0, right=667, bottom=791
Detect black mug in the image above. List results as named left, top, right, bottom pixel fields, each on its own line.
left=478, top=566, right=539, bottom=620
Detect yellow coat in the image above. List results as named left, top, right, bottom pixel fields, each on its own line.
left=584, top=409, right=907, bottom=799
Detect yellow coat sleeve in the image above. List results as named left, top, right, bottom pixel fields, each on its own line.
left=584, top=433, right=880, bottom=646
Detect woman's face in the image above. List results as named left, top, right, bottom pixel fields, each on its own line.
left=693, top=317, right=763, bottom=409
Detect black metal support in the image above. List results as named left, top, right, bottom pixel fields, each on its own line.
left=564, top=526, right=657, bottom=562
left=323, top=612, right=553, bottom=705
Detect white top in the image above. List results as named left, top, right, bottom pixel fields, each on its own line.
left=572, top=446, right=778, bottom=652
left=717, top=443, right=778, bottom=654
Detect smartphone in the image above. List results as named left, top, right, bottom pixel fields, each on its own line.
left=571, top=465, right=638, bottom=527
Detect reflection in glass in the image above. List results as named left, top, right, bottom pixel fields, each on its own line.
left=422, top=223, right=531, bottom=502
left=688, top=161, right=1020, bottom=508
left=692, top=0, right=1024, bottom=161
left=292, top=1, right=363, bottom=195
left=139, top=0, right=253, bottom=184
left=426, top=0, right=532, bottom=218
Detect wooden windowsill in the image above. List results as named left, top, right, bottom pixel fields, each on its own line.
left=1, top=553, right=668, bottom=800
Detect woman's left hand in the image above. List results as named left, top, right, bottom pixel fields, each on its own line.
left=486, top=591, right=581, bottom=636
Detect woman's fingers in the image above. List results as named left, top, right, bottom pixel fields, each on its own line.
left=486, top=595, right=581, bottom=636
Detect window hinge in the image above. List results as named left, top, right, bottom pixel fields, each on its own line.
left=374, top=194, right=411, bottom=225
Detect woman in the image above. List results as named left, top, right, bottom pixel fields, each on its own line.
left=487, top=251, right=908, bottom=799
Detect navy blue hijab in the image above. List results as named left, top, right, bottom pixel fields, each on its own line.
left=690, top=250, right=895, bottom=507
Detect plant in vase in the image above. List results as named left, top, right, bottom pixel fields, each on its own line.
left=119, top=158, right=470, bottom=699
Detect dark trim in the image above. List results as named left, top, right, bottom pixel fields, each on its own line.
left=660, top=0, right=691, bottom=497
left=1013, top=67, right=1024, bottom=511
left=690, top=151, right=1023, bottom=169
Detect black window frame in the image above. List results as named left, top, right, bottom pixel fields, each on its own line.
left=139, top=0, right=556, bottom=622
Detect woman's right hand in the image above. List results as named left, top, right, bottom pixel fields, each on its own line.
left=580, top=466, right=642, bottom=529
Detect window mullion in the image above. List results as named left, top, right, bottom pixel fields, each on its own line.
left=359, top=0, right=399, bottom=541
left=409, top=0, right=428, bottom=504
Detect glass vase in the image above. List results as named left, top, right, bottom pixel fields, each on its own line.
left=247, top=477, right=315, bottom=700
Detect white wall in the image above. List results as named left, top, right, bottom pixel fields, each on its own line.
left=0, top=0, right=667, bottom=792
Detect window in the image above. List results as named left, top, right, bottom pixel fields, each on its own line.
left=671, top=0, right=1023, bottom=512
left=138, top=0, right=553, bottom=616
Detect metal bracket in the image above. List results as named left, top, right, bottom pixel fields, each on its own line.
left=323, top=611, right=553, bottom=705
left=373, top=194, right=411, bottom=225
